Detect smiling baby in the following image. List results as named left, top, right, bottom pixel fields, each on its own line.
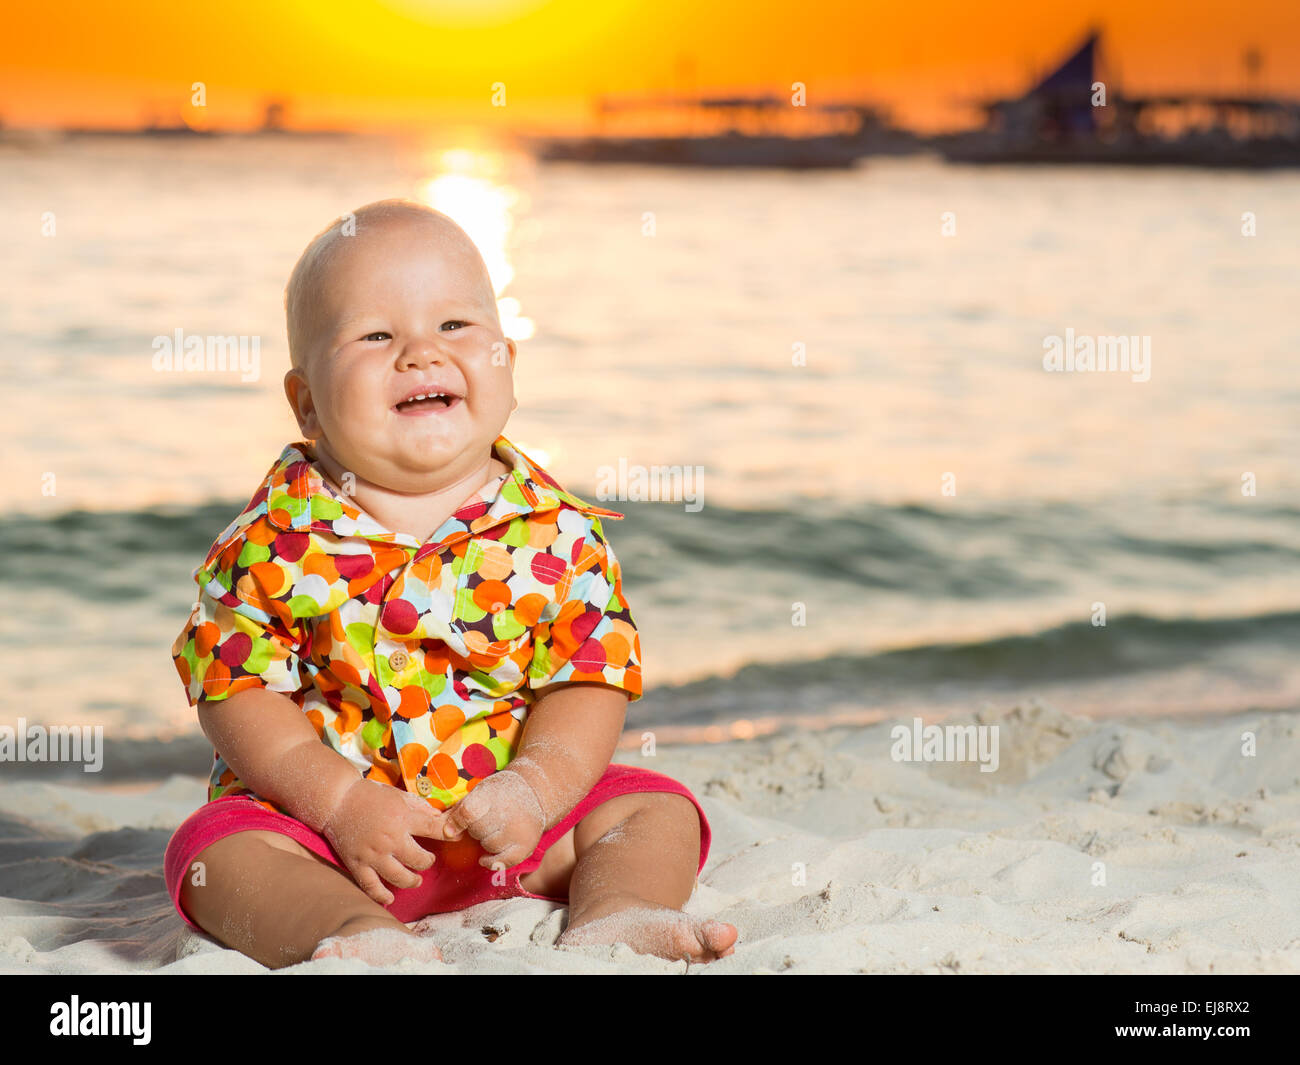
left=162, top=199, right=738, bottom=968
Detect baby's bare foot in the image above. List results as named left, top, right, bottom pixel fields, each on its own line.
left=558, top=899, right=737, bottom=963
left=310, top=918, right=444, bottom=966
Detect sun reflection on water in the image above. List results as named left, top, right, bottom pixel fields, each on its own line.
left=417, top=149, right=534, bottom=342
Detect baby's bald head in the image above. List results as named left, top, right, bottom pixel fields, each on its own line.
left=284, top=199, right=498, bottom=370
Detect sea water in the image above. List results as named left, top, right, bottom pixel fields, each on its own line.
left=2, top=133, right=1296, bottom=774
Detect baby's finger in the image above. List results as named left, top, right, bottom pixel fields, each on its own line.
left=407, top=802, right=449, bottom=840
left=446, top=784, right=496, bottom=832
left=463, top=813, right=509, bottom=844
left=425, top=805, right=453, bottom=835
left=479, top=841, right=526, bottom=870
left=474, top=824, right=513, bottom=855
left=397, top=836, right=436, bottom=874
left=437, top=801, right=468, bottom=838
left=479, top=853, right=514, bottom=874
left=353, top=864, right=395, bottom=907
left=381, top=852, right=425, bottom=891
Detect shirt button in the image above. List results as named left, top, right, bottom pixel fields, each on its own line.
left=415, top=777, right=432, bottom=796
left=388, top=649, right=410, bottom=671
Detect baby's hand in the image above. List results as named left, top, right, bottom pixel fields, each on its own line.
left=321, top=778, right=446, bottom=906
left=441, top=769, right=546, bottom=871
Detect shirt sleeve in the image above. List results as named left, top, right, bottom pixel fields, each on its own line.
left=527, top=518, right=643, bottom=701
left=170, top=538, right=308, bottom=706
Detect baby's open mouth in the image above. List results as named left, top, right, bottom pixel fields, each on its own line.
left=394, top=392, right=461, bottom=415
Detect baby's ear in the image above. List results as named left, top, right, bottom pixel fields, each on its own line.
left=283, top=368, right=319, bottom=437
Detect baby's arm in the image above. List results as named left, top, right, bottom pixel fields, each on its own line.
left=509, top=681, right=628, bottom=829
left=197, top=688, right=359, bottom=832
left=442, top=681, right=628, bottom=867
left=198, top=687, right=445, bottom=904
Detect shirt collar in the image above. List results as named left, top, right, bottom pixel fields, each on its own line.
left=249, top=434, right=624, bottom=551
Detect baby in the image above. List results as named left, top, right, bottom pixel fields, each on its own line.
left=162, top=199, right=738, bottom=968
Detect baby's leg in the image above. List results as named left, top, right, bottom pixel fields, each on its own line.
left=180, top=830, right=439, bottom=969
left=555, top=791, right=738, bottom=963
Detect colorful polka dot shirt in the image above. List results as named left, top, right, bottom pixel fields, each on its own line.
left=171, top=435, right=642, bottom=814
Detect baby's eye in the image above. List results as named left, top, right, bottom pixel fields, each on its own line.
left=442, top=320, right=471, bottom=331
left=361, top=331, right=391, bottom=342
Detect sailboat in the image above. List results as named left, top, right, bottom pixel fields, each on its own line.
left=936, top=29, right=1300, bottom=167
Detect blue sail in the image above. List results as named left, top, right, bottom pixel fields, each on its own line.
left=1030, top=31, right=1098, bottom=93
left=1022, top=30, right=1099, bottom=136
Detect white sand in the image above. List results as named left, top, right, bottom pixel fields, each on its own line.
left=1, top=700, right=1298, bottom=974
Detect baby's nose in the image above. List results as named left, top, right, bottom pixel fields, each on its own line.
left=396, top=333, right=451, bottom=366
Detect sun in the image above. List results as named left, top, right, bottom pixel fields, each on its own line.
left=376, top=0, right=554, bottom=26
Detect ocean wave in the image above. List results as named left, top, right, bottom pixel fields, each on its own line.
left=5, top=497, right=1297, bottom=602
left=628, top=609, right=1300, bottom=726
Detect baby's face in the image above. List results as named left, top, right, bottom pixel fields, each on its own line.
left=285, top=217, right=515, bottom=494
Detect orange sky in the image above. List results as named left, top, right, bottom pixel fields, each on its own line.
left=3, top=0, right=1298, bottom=133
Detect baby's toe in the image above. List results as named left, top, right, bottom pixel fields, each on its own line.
left=310, top=939, right=342, bottom=961
left=700, top=919, right=738, bottom=958
left=669, top=918, right=737, bottom=962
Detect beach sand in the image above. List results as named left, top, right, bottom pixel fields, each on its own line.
left=1, top=700, right=1298, bottom=975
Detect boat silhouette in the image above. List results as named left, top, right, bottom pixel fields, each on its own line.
left=936, top=29, right=1300, bottom=168
left=518, top=94, right=922, bottom=169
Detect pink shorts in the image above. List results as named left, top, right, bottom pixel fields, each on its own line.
left=164, top=763, right=711, bottom=932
